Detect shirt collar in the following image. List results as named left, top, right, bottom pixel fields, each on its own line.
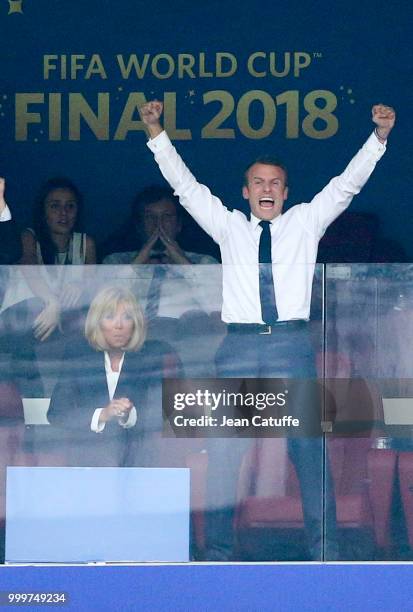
left=247, top=211, right=282, bottom=231
left=104, top=351, right=125, bottom=374
left=249, top=212, right=281, bottom=231
left=249, top=212, right=263, bottom=229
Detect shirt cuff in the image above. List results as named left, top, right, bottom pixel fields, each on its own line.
left=119, top=406, right=137, bottom=429
left=364, top=130, right=387, bottom=160
left=0, top=205, right=12, bottom=222
left=146, top=130, right=172, bottom=153
left=91, top=408, right=105, bottom=433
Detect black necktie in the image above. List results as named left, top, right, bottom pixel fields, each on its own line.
left=258, top=220, right=278, bottom=324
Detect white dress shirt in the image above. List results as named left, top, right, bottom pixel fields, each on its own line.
left=147, top=131, right=386, bottom=323
left=91, top=352, right=137, bottom=433
left=0, top=205, right=11, bottom=222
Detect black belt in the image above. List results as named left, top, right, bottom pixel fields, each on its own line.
left=227, top=320, right=308, bottom=335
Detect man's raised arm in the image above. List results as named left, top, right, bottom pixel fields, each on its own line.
left=306, top=103, right=396, bottom=237
left=372, top=103, right=396, bottom=143
left=140, top=100, right=164, bottom=140
left=139, top=100, right=230, bottom=244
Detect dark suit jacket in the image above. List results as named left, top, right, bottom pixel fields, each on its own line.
left=0, top=220, right=21, bottom=265
left=47, top=340, right=166, bottom=467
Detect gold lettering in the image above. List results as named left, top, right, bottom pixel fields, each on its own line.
left=216, top=52, right=237, bottom=77
left=116, top=54, right=150, bottom=79
left=247, top=52, right=266, bottom=77
left=43, top=55, right=58, bottom=79
left=69, top=93, right=109, bottom=140
left=294, top=52, right=311, bottom=76
left=199, top=52, right=213, bottom=78
left=70, top=55, right=86, bottom=79
left=163, top=92, right=191, bottom=140
left=49, top=93, right=61, bottom=141
left=15, top=93, right=44, bottom=141
left=85, top=54, right=107, bottom=79
left=178, top=54, right=196, bottom=78
left=269, top=52, right=290, bottom=78
left=114, top=92, right=147, bottom=140
left=275, top=90, right=299, bottom=138
left=152, top=54, right=175, bottom=79
left=237, top=90, right=276, bottom=139
left=201, top=90, right=235, bottom=139
left=199, top=53, right=214, bottom=77
left=302, top=90, right=338, bottom=139
left=61, top=55, right=67, bottom=79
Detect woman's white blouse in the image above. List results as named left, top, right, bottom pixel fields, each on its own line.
left=90, top=352, right=137, bottom=433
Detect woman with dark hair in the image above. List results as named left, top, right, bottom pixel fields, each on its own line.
left=0, top=177, right=96, bottom=395
left=21, top=177, right=95, bottom=266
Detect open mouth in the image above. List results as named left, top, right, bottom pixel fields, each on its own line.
left=259, top=197, right=274, bottom=209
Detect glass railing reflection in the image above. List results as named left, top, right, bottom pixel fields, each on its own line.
left=323, top=264, right=413, bottom=560
left=0, top=263, right=326, bottom=562
left=3, top=264, right=413, bottom=561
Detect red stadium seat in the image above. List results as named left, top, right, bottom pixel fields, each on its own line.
left=398, top=453, right=413, bottom=549
left=235, top=436, right=396, bottom=559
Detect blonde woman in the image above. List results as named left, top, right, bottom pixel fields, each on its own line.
left=47, top=286, right=154, bottom=466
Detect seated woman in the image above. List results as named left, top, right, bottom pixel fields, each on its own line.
left=21, top=176, right=95, bottom=267
left=47, top=286, right=162, bottom=467
left=0, top=177, right=96, bottom=395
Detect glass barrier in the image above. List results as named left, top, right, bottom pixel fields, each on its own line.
left=324, top=264, right=413, bottom=561
left=8, top=264, right=413, bottom=562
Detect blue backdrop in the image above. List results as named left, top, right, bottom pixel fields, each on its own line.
left=1, top=0, right=412, bottom=256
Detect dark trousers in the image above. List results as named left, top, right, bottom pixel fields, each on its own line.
left=205, top=322, right=338, bottom=561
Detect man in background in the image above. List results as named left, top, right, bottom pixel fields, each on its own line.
left=103, top=186, right=219, bottom=324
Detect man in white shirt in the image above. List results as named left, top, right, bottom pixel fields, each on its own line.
left=140, top=101, right=395, bottom=560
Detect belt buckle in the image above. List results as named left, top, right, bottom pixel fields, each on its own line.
left=259, top=324, right=272, bottom=335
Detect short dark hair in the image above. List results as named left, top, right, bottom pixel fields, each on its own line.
left=131, top=185, right=181, bottom=221
left=243, top=156, right=288, bottom=187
